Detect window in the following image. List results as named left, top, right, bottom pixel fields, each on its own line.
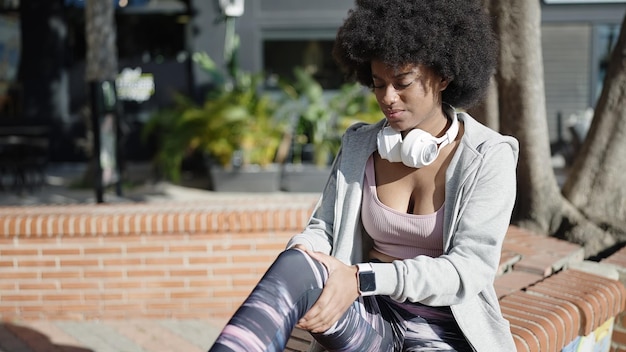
left=263, top=39, right=345, bottom=89
left=593, top=24, right=621, bottom=103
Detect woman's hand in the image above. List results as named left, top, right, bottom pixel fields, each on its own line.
left=296, top=249, right=359, bottom=334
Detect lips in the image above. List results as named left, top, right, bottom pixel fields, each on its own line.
left=385, top=109, right=404, bottom=119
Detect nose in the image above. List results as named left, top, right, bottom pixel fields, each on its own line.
left=380, top=85, right=398, bottom=106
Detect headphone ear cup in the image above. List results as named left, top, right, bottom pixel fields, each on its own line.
left=377, top=126, right=403, bottom=162
left=401, top=129, right=440, bottom=168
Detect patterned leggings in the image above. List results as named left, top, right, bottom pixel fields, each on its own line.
left=208, top=249, right=472, bottom=352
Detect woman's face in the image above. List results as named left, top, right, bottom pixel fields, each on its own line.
left=371, top=60, right=449, bottom=135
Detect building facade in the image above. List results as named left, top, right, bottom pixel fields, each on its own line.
left=197, top=0, right=625, bottom=144
left=1, top=0, right=625, bottom=162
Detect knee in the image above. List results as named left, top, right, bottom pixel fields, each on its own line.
left=275, top=247, right=309, bottom=266
left=271, top=248, right=326, bottom=276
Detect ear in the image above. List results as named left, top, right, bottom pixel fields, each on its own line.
left=439, top=77, right=450, bottom=91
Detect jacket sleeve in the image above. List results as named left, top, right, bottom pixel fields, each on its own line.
left=285, top=149, right=343, bottom=254
left=369, top=139, right=518, bottom=305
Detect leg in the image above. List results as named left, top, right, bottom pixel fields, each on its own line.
left=311, top=295, right=400, bottom=352
left=384, top=298, right=471, bottom=352
left=209, top=249, right=326, bottom=352
left=208, top=249, right=399, bottom=352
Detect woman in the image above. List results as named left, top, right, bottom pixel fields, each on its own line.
left=208, top=0, right=518, bottom=350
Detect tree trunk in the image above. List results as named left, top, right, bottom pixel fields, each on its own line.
left=467, top=0, right=499, bottom=130
left=562, top=14, right=626, bottom=242
left=83, top=0, right=119, bottom=201
left=468, top=69, right=499, bottom=130
left=490, top=1, right=620, bottom=257
left=85, top=0, right=118, bottom=81
left=491, top=0, right=563, bottom=234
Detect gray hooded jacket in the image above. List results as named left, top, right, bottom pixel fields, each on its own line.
left=288, top=111, right=518, bottom=352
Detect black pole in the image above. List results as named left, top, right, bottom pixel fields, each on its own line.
left=89, top=81, right=104, bottom=203
left=89, top=79, right=120, bottom=203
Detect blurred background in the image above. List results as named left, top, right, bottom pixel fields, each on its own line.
left=0, top=0, right=624, bottom=195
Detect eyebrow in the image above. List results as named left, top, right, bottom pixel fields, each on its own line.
left=372, top=71, right=414, bottom=80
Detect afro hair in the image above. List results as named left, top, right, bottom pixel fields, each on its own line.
left=332, top=0, right=498, bottom=109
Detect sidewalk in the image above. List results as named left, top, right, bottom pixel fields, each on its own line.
left=0, top=319, right=226, bottom=352
left=0, top=162, right=224, bottom=207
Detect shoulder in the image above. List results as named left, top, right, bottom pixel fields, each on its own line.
left=458, top=112, right=519, bottom=161
left=343, top=118, right=385, bottom=136
left=340, top=118, right=385, bottom=146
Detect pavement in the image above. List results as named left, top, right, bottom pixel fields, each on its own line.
left=0, top=162, right=226, bottom=207
left=0, top=319, right=227, bottom=352
left=0, top=162, right=303, bottom=351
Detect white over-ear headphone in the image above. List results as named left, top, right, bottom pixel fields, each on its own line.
left=377, top=111, right=459, bottom=168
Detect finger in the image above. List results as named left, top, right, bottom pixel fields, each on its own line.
left=299, top=285, right=339, bottom=331
left=303, top=249, right=328, bottom=265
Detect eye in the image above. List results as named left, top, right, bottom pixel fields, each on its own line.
left=393, top=81, right=413, bottom=90
left=372, top=80, right=385, bottom=89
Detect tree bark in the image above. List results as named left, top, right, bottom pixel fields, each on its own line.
left=468, top=75, right=499, bottom=130
left=467, top=0, right=499, bottom=130
left=491, top=0, right=564, bottom=235
left=489, top=1, right=621, bottom=257
left=562, top=14, right=626, bottom=240
left=83, top=0, right=120, bottom=200
left=85, top=0, right=118, bottom=81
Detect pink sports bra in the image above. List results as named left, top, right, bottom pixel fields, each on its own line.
left=362, top=155, right=444, bottom=259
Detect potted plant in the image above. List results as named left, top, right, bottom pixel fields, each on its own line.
left=277, top=68, right=382, bottom=192
left=143, top=53, right=287, bottom=192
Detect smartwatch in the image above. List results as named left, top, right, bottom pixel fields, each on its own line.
left=356, top=263, right=376, bottom=296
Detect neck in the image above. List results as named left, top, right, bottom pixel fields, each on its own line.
left=401, top=106, right=449, bottom=139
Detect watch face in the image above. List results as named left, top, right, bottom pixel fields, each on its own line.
left=359, top=271, right=376, bottom=292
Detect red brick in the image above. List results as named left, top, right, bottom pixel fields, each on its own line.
left=41, top=248, right=81, bottom=256
left=103, top=258, right=142, bottom=266
left=522, top=291, right=580, bottom=343
left=494, top=270, right=543, bottom=296
left=169, top=269, right=208, bottom=277
left=0, top=248, right=38, bottom=256
left=126, top=245, right=164, bottom=254
left=566, top=269, right=626, bottom=313
left=42, top=294, right=83, bottom=301
left=83, top=270, right=124, bottom=279
left=527, top=281, right=595, bottom=335
left=612, top=326, right=626, bottom=345
left=61, top=282, right=100, bottom=290
left=18, top=283, right=58, bottom=290
left=502, top=305, right=554, bottom=351
left=500, top=297, right=562, bottom=350
left=503, top=292, right=568, bottom=349
left=84, top=247, right=122, bottom=255
left=126, top=269, right=166, bottom=277
left=144, top=280, right=186, bottom=288
left=548, top=278, right=604, bottom=318
left=59, top=259, right=99, bottom=267
left=41, top=271, right=81, bottom=279
left=507, top=322, right=540, bottom=352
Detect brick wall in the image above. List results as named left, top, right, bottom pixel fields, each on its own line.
left=600, top=246, right=626, bottom=352
left=0, top=196, right=318, bottom=322
left=2, top=197, right=626, bottom=352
